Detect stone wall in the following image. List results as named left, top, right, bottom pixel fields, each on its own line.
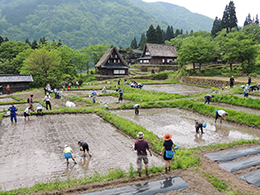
left=181, top=76, right=244, bottom=88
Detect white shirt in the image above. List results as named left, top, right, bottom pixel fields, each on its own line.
left=218, top=110, right=227, bottom=116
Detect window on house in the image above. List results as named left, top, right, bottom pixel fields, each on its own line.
left=115, top=55, right=117, bottom=58
left=162, top=59, right=165, bottom=63
left=145, top=52, right=150, bottom=56
left=114, top=59, right=116, bottom=63
left=118, top=59, right=120, bottom=63
left=114, top=70, right=125, bottom=74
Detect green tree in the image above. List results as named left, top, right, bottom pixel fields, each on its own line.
left=242, top=23, right=260, bottom=44
left=20, top=46, right=61, bottom=87
left=0, top=41, right=30, bottom=61
left=31, top=39, right=38, bottom=49
left=25, top=38, right=31, bottom=47
left=146, top=25, right=157, bottom=43
left=244, top=14, right=253, bottom=27
left=211, top=17, right=222, bottom=38
left=130, top=37, right=138, bottom=49
left=10, top=48, right=33, bottom=74
left=56, top=45, right=78, bottom=78
left=87, top=42, right=110, bottom=65
left=0, top=36, right=4, bottom=45
left=222, top=1, right=238, bottom=33
left=138, top=33, right=146, bottom=50
left=178, top=36, right=217, bottom=71
left=155, top=25, right=164, bottom=44
left=165, top=26, right=174, bottom=41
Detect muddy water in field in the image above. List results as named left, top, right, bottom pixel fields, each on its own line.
left=111, top=108, right=260, bottom=148
left=0, top=114, right=163, bottom=191
left=142, top=84, right=211, bottom=95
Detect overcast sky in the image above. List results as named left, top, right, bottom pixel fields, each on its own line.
left=142, top=0, right=260, bottom=26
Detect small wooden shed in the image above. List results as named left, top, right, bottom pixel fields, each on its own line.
left=0, top=74, right=34, bottom=94
left=95, top=47, right=129, bottom=80
left=138, top=43, right=178, bottom=65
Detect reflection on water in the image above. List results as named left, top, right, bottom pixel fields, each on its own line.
left=111, top=108, right=260, bottom=148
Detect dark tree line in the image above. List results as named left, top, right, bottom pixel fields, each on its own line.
left=211, top=1, right=259, bottom=38
left=130, top=25, right=185, bottom=50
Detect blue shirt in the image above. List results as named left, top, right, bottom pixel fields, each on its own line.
left=8, top=106, right=17, bottom=113
left=92, top=91, right=97, bottom=96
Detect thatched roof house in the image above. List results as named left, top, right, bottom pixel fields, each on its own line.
left=95, top=47, right=129, bottom=80
left=138, top=43, right=178, bottom=65
left=0, top=74, right=34, bottom=94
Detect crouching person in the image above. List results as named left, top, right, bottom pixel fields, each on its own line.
left=63, top=145, right=77, bottom=165
left=23, top=106, right=31, bottom=121
left=195, top=120, right=206, bottom=134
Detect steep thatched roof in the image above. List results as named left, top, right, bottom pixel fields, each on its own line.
left=0, top=74, right=34, bottom=83
left=142, top=43, right=178, bottom=58
left=95, top=47, right=129, bottom=68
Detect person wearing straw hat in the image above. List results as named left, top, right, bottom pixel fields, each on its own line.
left=63, top=145, right=77, bottom=165
left=160, top=133, right=175, bottom=173
left=133, top=132, right=152, bottom=177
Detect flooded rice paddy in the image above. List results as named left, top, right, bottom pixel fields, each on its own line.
left=0, top=114, right=163, bottom=190
left=83, top=96, right=132, bottom=104
left=143, top=84, right=211, bottom=95
left=0, top=97, right=15, bottom=102
left=111, top=108, right=260, bottom=148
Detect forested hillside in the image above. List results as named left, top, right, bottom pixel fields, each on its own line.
left=129, top=0, right=213, bottom=32
left=0, top=0, right=213, bottom=49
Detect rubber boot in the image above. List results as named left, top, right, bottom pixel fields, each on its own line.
left=146, top=170, right=149, bottom=176
left=165, top=167, right=168, bottom=173
left=168, top=167, right=171, bottom=172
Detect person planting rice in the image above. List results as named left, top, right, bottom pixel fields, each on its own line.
left=118, top=89, right=123, bottom=103
left=160, top=133, right=176, bottom=173
left=204, top=94, right=214, bottom=104
left=215, top=109, right=228, bottom=123
left=195, top=120, right=206, bottom=134
left=36, top=104, right=43, bottom=115
left=78, top=141, right=92, bottom=157
left=23, top=106, right=31, bottom=121
left=133, top=104, right=141, bottom=115
left=63, top=145, right=77, bottom=165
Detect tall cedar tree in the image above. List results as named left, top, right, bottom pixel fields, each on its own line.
left=211, top=17, right=222, bottom=37
left=25, top=38, right=31, bottom=47
left=130, top=37, right=138, bottom=49
left=155, top=25, right=164, bottom=44
left=146, top=25, right=157, bottom=43
left=222, top=1, right=237, bottom=33
left=244, top=14, right=253, bottom=27
left=138, top=33, right=146, bottom=50
left=31, top=39, right=38, bottom=49
left=165, top=26, right=174, bottom=41
left=0, top=36, right=4, bottom=45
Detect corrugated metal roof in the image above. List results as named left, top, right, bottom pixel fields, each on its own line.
left=0, top=74, right=34, bottom=83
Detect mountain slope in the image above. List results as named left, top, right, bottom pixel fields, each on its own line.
left=0, top=0, right=213, bottom=49
left=129, top=0, right=213, bottom=32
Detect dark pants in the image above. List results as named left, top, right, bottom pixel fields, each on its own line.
left=204, top=97, right=211, bottom=104
left=135, top=108, right=139, bottom=115
left=46, top=101, right=52, bottom=110
left=195, top=123, right=204, bottom=133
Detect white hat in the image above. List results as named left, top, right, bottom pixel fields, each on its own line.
left=64, top=145, right=68, bottom=148
left=137, top=132, right=144, bottom=138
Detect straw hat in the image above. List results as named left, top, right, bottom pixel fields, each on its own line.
left=163, top=133, right=172, bottom=141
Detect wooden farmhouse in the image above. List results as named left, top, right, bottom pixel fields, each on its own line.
left=95, top=47, right=129, bottom=80
left=138, top=43, right=178, bottom=65
left=0, top=74, right=34, bottom=94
